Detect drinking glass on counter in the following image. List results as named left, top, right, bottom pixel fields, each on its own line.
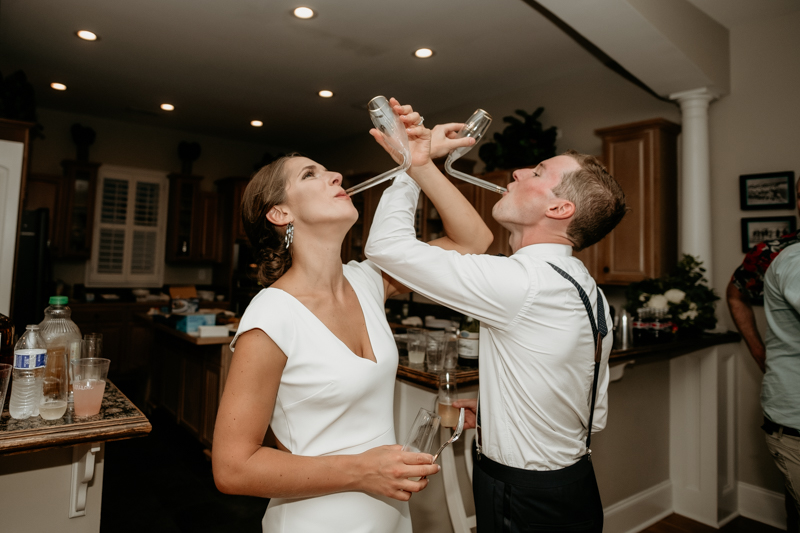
left=71, top=357, right=110, bottom=418
left=405, top=328, right=427, bottom=365
left=41, top=346, right=69, bottom=420
left=442, top=333, right=458, bottom=370
left=82, top=333, right=103, bottom=358
left=438, top=372, right=460, bottom=428
left=426, top=331, right=446, bottom=372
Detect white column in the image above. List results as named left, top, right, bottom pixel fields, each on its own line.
left=669, top=87, right=717, bottom=285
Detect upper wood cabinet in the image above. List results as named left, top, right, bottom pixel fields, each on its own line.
left=587, top=118, right=680, bottom=284
left=165, top=174, right=219, bottom=263
left=24, top=160, right=99, bottom=259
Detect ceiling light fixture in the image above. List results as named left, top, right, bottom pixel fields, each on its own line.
left=76, top=30, right=98, bottom=41
left=160, top=103, right=175, bottom=111
left=50, top=83, right=67, bottom=91
left=293, top=7, right=315, bottom=19
left=251, top=120, right=263, bottom=127
left=414, top=48, right=434, bottom=59
left=318, top=90, right=334, bottom=98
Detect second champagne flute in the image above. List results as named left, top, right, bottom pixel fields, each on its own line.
left=438, top=372, right=459, bottom=428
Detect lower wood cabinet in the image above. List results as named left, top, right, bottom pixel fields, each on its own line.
left=150, top=329, right=227, bottom=449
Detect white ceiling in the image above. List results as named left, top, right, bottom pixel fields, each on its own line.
left=1, top=0, right=796, bottom=151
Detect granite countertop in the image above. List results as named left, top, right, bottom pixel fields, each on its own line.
left=396, top=332, right=741, bottom=391
left=0, top=380, right=151, bottom=456
left=134, top=313, right=234, bottom=346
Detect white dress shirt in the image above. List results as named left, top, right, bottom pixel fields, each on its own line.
left=366, top=174, right=612, bottom=471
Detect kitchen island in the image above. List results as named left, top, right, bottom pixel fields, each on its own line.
left=0, top=381, right=150, bottom=532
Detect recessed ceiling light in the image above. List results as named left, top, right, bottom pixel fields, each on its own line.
left=318, top=90, right=334, bottom=98
left=251, top=120, right=263, bottom=127
left=160, top=103, right=175, bottom=111
left=414, top=48, right=434, bottom=59
left=293, top=7, right=315, bottom=19
left=76, top=30, right=98, bottom=41
left=50, top=82, right=67, bottom=91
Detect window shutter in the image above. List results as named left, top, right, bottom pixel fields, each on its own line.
left=130, top=230, right=157, bottom=274
left=134, top=182, right=159, bottom=227
left=101, top=179, right=129, bottom=224
left=97, top=228, right=126, bottom=273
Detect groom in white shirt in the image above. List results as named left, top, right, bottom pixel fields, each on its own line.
left=366, top=114, right=626, bottom=532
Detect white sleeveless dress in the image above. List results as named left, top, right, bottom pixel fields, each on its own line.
left=231, top=260, right=412, bottom=533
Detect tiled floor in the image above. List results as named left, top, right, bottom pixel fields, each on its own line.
left=641, top=513, right=784, bottom=532
left=100, top=408, right=268, bottom=532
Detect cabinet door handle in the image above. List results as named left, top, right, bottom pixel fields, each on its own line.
left=603, top=266, right=610, bottom=273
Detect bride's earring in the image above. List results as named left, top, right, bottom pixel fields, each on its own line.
left=284, top=223, right=294, bottom=249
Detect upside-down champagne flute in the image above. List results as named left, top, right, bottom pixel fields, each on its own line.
left=445, top=109, right=507, bottom=195
left=346, top=96, right=412, bottom=196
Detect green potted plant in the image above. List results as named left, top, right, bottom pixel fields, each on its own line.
left=478, top=108, right=557, bottom=172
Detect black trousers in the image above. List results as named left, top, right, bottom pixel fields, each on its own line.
left=472, top=447, right=604, bottom=532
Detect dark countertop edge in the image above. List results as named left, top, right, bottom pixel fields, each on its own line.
left=0, top=381, right=152, bottom=456
left=397, top=332, right=741, bottom=391
left=134, top=313, right=233, bottom=346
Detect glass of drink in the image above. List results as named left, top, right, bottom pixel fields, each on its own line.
left=426, top=331, right=446, bottom=372
left=70, top=357, right=110, bottom=418
left=405, top=328, right=427, bottom=366
left=0, top=363, right=11, bottom=413
left=438, top=372, right=459, bottom=428
left=402, top=408, right=441, bottom=454
left=41, top=346, right=69, bottom=420
left=442, top=333, right=458, bottom=370
left=82, top=333, right=103, bottom=359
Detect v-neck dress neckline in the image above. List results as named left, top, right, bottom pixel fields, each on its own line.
left=267, top=268, right=378, bottom=364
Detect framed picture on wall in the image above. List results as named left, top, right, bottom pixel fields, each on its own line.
left=740, top=216, right=797, bottom=252
left=739, top=171, right=795, bottom=210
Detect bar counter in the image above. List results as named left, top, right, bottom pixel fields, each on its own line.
left=396, top=331, right=740, bottom=390
left=0, top=380, right=151, bottom=455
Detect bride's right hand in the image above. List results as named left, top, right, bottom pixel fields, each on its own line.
left=355, top=445, right=440, bottom=501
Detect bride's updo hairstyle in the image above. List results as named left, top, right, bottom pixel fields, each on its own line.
left=241, top=153, right=300, bottom=286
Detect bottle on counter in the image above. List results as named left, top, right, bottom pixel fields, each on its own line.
left=39, top=296, right=82, bottom=403
left=10, top=325, right=47, bottom=419
left=650, top=309, right=674, bottom=344
left=457, top=316, right=480, bottom=368
left=0, top=310, right=14, bottom=367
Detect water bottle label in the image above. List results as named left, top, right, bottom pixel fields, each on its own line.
left=14, top=349, right=47, bottom=369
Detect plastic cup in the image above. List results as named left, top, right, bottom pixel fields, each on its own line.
left=70, top=358, right=110, bottom=418
left=0, top=364, right=11, bottom=413
left=426, top=331, right=446, bottom=372
left=82, top=333, right=103, bottom=359
left=405, top=328, right=427, bottom=365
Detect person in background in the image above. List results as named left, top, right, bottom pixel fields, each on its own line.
left=726, top=178, right=800, bottom=372
left=366, top=101, right=626, bottom=532
left=762, top=241, right=800, bottom=532
left=211, top=101, right=493, bottom=533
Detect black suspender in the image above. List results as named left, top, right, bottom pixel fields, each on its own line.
left=475, top=263, right=608, bottom=460
left=546, top=262, right=608, bottom=449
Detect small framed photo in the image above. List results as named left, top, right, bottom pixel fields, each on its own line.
left=741, top=216, right=797, bottom=252
left=739, top=171, right=796, bottom=210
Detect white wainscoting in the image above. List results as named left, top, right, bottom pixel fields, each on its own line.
left=603, top=480, right=673, bottom=533
left=738, top=482, right=787, bottom=530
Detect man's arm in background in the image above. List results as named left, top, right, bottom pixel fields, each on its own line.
left=726, top=281, right=765, bottom=373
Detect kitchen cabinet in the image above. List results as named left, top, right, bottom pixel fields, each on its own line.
left=22, top=161, right=99, bottom=259
left=165, top=174, right=219, bottom=263
left=589, top=118, right=680, bottom=284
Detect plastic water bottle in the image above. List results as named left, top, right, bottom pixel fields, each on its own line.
left=10, top=325, right=48, bottom=419
left=39, top=296, right=82, bottom=402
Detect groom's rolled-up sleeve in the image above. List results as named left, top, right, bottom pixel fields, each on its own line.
left=365, top=174, right=528, bottom=330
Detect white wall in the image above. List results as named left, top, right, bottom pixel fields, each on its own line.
left=29, top=108, right=284, bottom=288
left=709, top=11, right=800, bottom=494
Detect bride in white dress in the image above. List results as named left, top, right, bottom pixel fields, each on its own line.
left=212, top=100, right=493, bottom=532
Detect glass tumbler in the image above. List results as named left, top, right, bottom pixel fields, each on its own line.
left=438, top=372, right=459, bottom=428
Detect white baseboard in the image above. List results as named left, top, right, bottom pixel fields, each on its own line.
left=738, top=482, right=787, bottom=530
left=603, top=480, right=673, bottom=533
